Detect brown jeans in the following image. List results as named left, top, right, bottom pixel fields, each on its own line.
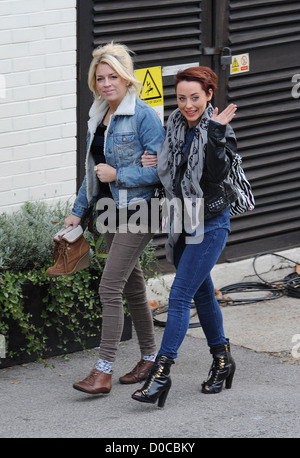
left=98, top=227, right=156, bottom=362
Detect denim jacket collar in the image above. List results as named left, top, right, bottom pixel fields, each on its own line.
left=87, top=89, right=137, bottom=135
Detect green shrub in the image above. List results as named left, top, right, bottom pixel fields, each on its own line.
left=0, top=200, right=71, bottom=271
left=0, top=200, right=158, bottom=362
left=0, top=200, right=102, bottom=361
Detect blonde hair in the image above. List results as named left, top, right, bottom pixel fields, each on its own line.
left=88, top=42, right=142, bottom=98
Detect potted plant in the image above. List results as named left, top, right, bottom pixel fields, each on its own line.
left=0, top=201, right=140, bottom=368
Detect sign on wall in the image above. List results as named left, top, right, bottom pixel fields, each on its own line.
left=135, top=66, right=164, bottom=123
left=230, top=53, right=250, bottom=75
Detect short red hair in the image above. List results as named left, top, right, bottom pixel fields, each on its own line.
left=174, top=66, right=218, bottom=96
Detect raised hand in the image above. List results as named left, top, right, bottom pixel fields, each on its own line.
left=211, top=103, right=237, bottom=125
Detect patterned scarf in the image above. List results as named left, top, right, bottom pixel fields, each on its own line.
left=159, top=103, right=214, bottom=200
left=157, top=103, right=214, bottom=263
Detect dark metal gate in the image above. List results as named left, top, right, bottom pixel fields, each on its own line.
left=77, top=0, right=207, bottom=187
left=216, top=0, right=300, bottom=262
left=77, top=0, right=300, bottom=263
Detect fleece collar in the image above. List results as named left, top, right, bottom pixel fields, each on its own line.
left=88, top=89, right=137, bottom=134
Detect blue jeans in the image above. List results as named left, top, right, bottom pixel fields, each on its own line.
left=158, top=228, right=229, bottom=359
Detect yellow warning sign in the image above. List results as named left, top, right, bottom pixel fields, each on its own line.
left=230, top=53, right=250, bottom=75
left=231, top=58, right=239, bottom=72
left=134, top=66, right=164, bottom=107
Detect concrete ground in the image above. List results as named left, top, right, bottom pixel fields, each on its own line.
left=1, top=248, right=299, bottom=440
left=0, top=294, right=299, bottom=439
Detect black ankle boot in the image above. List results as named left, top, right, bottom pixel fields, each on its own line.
left=131, top=355, right=174, bottom=407
left=201, top=340, right=236, bottom=394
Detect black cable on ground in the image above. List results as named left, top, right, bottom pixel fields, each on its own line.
left=219, top=251, right=300, bottom=305
left=252, top=251, right=300, bottom=299
left=283, top=272, right=300, bottom=298
left=152, top=304, right=201, bottom=328
left=218, top=281, right=284, bottom=306
left=152, top=251, right=299, bottom=327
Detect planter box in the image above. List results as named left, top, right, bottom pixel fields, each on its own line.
left=0, top=281, right=132, bottom=369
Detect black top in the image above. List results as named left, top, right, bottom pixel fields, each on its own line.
left=91, top=121, right=112, bottom=199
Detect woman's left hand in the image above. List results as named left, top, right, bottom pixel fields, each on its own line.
left=211, top=103, right=237, bottom=125
left=141, top=151, right=158, bottom=167
left=95, top=163, right=117, bottom=182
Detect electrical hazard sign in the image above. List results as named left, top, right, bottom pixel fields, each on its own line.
left=135, top=66, right=164, bottom=123
left=230, top=53, right=250, bottom=75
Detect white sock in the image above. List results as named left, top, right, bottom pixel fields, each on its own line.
left=142, top=353, right=157, bottom=362
left=95, top=358, right=113, bottom=373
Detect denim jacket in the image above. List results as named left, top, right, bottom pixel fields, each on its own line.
left=72, top=90, right=165, bottom=217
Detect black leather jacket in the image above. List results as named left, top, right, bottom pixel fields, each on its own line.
left=200, top=121, right=238, bottom=219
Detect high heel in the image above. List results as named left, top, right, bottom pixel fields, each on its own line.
left=201, top=339, right=236, bottom=394
left=225, top=370, right=234, bottom=389
left=131, top=355, right=174, bottom=407
left=157, top=384, right=171, bottom=408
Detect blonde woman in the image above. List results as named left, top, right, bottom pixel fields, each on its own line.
left=66, top=43, right=165, bottom=395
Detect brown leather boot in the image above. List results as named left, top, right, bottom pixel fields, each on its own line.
left=73, top=369, right=112, bottom=394
left=119, top=359, right=154, bottom=384
left=52, top=226, right=74, bottom=263
left=46, top=226, right=89, bottom=277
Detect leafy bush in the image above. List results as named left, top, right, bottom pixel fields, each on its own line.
left=0, top=200, right=102, bottom=362
left=0, top=200, right=71, bottom=271
left=0, top=200, right=158, bottom=363
left=0, top=267, right=101, bottom=361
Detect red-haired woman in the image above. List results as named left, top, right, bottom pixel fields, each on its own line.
left=132, top=67, right=238, bottom=407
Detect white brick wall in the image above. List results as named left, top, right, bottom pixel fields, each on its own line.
left=0, top=0, right=77, bottom=214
